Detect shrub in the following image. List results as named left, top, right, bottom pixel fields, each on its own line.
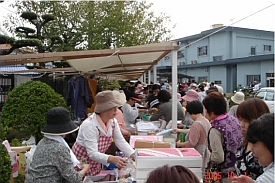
left=10, top=138, right=21, bottom=147
left=1, top=80, right=68, bottom=142
left=0, top=144, right=12, bottom=183
left=98, top=79, right=121, bottom=91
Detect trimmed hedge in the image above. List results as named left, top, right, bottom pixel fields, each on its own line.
left=1, top=80, right=68, bottom=142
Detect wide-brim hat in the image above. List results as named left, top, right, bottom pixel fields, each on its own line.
left=131, top=97, right=141, bottom=103
left=41, top=107, right=79, bottom=136
left=231, top=92, right=245, bottom=104
left=94, top=90, right=126, bottom=113
left=177, top=93, right=182, bottom=102
left=190, top=83, right=197, bottom=88
left=181, top=89, right=199, bottom=102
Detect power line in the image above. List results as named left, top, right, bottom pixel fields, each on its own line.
left=0, top=6, right=17, bottom=14
left=179, top=3, right=274, bottom=50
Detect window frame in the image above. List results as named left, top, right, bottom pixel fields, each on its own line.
left=264, top=45, right=272, bottom=52
left=213, top=56, right=222, bottom=61
left=198, top=46, right=208, bottom=56
left=251, top=47, right=256, bottom=55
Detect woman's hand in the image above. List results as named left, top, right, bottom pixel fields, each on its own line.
left=172, top=128, right=189, bottom=134
left=149, top=108, right=158, bottom=114
left=108, top=155, right=127, bottom=169
left=176, top=140, right=182, bottom=148
left=172, top=128, right=179, bottom=134
left=231, top=175, right=256, bottom=183
left=130, top=153, right=135, bottom=161
left=80, top=163, right=90, bottom=175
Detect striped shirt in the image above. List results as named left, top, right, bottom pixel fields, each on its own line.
left=256, top=162, right=274, bottom=183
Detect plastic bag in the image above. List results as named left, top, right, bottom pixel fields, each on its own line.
left=2, top=140, right=19, bottom=177
left=119, top=158, right=136, bottom=180
left=22, top=135, right=36, bottom=146
left=25, top=145, right=37, bottom=171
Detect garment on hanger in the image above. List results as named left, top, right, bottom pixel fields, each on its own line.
left=67, top=76, right=94, bottom=122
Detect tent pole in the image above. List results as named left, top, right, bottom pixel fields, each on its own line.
left=171, top=49, right=178, bottom=139
left=148, top=70, right=151, bottom=84
left=153, top=65, right=157, bottom=84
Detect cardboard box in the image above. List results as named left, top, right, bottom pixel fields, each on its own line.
left=135, top=140, right=171, bottom=148
left=129, top=135, right=163, bottom=148
left=135, top=148, right=202, bottom=169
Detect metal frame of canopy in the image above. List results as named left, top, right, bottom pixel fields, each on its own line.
left=0, top=41, right=180, bottom=134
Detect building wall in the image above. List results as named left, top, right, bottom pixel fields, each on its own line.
left=209, top=65, right=227, bottom=91
left=14, top=75, right=32, bottom=87
left=158, top=27, right=274, bottom=93
left=208, top=32, right=230, bottom=61
left=236, top=35, right=274, bottom=57
left=237, top=59, right=274, bottom=88
left=181, top=67, right=209, bottom=82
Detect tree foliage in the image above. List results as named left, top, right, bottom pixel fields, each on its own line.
left=2, top=0, right=174, bottom=53
left=1, top=80, right=68, bottom=142
left=0, top=144, right=12, bottom=183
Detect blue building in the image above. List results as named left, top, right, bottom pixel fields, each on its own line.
left=156, top=26, right=274, bottom=93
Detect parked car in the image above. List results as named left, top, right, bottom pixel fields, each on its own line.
left=254, top=87, right=274, bottom=113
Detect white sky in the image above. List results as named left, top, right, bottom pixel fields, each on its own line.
left=0, top=0, right=274, bottom=39
left=148, top=0, right=275, bottom=39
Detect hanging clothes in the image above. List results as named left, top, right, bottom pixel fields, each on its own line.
left=67, top=76, right=94, bottom=122
left=87, top=79, right=98, bottom=114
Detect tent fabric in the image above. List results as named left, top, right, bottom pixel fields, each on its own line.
left=0, top=42, right=180, bottom=80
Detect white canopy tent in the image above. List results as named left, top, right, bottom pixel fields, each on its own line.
left=0, top=41, right=180, bottom=132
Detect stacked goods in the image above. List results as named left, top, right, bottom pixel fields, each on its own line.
left=134, top=148, right=202, bottom=181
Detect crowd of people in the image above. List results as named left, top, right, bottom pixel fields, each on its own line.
left=24, top=80, right=273, bottom=183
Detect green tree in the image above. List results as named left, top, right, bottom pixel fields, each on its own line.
left=3, top=1, right=174, bottom=53
left=1, top=1, right=57, bottom=54
left=83, top=1, right=174, bottom=49
left=2, top=1, right=85, bottom=54
left=1, top=80, right=68, bottom=142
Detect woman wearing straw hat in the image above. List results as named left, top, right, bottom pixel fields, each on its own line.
left=72, top=90, right=135, bottom=176
left=228, top=92, right=245, bottom=118
left=25, top=107, right=90, bottom=183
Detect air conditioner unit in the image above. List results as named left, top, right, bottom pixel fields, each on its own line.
left=193, top=60, right=198, bottom=64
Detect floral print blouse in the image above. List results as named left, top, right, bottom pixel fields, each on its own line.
left=235, top=145, right=264, bottom=180
left=25, top=137, right=84, bottom=183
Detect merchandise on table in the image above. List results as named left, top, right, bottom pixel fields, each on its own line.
left=129, top=136, right=163, bottom=148
left=135, top=140, right=171, bottom=148
left=134, top=148, right=202, bottom=181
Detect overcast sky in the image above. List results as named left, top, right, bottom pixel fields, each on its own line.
left=0, top=0, right=274, bottom=39
left=148, top=0, right=275, bottom=39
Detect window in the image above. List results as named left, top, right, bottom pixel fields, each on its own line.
left=264, top=45, right=271, bottom=52
left=179, top=61, right=185, bottom=65
left=198, top=77, right=207, bottom=83
left=251, top=47, right=256, bottom=55
left=213, top=56, right=222, bottom=61
left=255, top=91, right=265, bottom=99
left=265, top=91, right=274, bottom=101
left=177, top=50, right=184, bottom=59
left=246, top=75, right=260, bottom=87
left=198, top=46, right=207, bottom=56
left=214, top=81, right=222, bottom=84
